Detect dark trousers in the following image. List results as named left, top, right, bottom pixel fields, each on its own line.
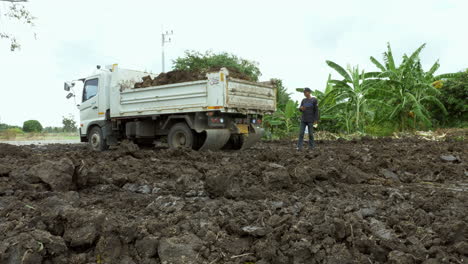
left=297, top=121, right=315, bottom=149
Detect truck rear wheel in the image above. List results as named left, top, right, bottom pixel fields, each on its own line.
left=88, top=126, right=109, bottom=151
left=168, top=123, right=194, bottom=149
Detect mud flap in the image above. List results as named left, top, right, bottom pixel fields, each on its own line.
left=199, top=129, right=231, bottom=151
left=241, top=126, right=264, bottom=150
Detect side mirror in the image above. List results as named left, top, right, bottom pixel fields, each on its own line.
left=64, top=82, right=75, bottom=91
left=64, top=82, right=72, bottom=91
left=66, top=92, right=74, bottom=99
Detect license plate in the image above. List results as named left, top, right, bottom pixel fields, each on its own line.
left=236, top=124, right=249, bottom=134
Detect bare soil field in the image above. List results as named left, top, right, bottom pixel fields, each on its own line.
left=0, top=138, right=467, bottom=264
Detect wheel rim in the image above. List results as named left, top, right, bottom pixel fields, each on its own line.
left=172, top=131, right=189, bottom=148
left=91, top=132, right=100, bottom=149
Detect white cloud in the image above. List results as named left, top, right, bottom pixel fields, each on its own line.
left=0, top=0, right=466, bottom=126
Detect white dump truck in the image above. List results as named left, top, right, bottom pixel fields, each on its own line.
left=64, top=65, right=276, bottom=151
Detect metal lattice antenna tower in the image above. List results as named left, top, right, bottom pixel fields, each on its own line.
left=161, top=28, right=173, bottom=73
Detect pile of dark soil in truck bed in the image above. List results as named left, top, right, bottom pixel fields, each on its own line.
left=0, top=138, right=467, bottom=263
left=134, top=68, right=255, bottom=88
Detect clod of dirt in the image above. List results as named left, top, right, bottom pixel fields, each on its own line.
left=370, top=218, right=396, bottom=240
left=342, top=165, right=370, bottom=184
left=123, top=183, right=152, bottom=194
left=0, top=164, right=11, bottom=176
left=135, top=236, right=159, bottom=258
left=31, top=229, right=68, bottom=256
left=241, top=226, right=267, bottom=237
left=29, top=158, right=75, bottom=191
left=293, top=166, right=327, bottom=184
left=387, top=250, right=416, bottom=264
left=158, top=234, right=203, bottom=264
left=326, top=244, right=353, bottom=264
left=381, top=169, right=400, bottom=182
left=422, top=259, right=440, bottom=264
left=455, top=241, right=468, bottom=255
left=263, top=167, right=291, bottom=189
left=0, top=230, right=67, bottom=264
left=440, top=154, right=459, bottom=162
left=204, top=169, right=236, bottom=198
left=95, top=234, right=123, bottom=263
left=146, top=195, right=185, bottom=214
left=268, top=162, right=284, bottom=169
left=63, top=225, right=98, bottom=247
left=118, top=140, right=140, bottom=153
left=358, top=207, right=377, bottom=218
left=0, top=143, right=30, bottom=158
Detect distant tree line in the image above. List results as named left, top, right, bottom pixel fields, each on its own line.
left=0, top=115, right=78, bottom=133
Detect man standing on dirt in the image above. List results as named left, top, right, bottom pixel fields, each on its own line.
left=297, top=87, right=319, bottom=150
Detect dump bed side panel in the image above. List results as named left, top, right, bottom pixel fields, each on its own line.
left=225, top=78, right=276, bottom=113
left=112, top=80, right=209, bottom=117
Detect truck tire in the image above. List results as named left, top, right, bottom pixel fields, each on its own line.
left=168, top=123, right=194, bottom=149
left=88, top=126, right=109, bottom=151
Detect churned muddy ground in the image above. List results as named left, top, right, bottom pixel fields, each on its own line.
left=0, top=138, right=467, bottom=264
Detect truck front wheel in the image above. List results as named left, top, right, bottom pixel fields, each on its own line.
left=168, top=123, right=194, bottom=149
left=88, top=126, right=109, bottom=151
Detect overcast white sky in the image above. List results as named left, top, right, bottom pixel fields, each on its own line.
left=0, top=0, right=467, bottom=126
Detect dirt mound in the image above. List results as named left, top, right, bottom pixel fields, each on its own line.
left=0, top=139, right=467, bottom=263
left=134, top=68, right=253, bottom=88
left=0, top=143, right=30, bottom=158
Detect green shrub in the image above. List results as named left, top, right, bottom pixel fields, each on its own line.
left=173, top=51, right=261, bottom=81
left=365, top=122, right=397, bottom=137
left=23, top=120, right=43, bottom=133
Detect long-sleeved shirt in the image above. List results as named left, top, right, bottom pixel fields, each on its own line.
left=299, top=97, right=319, bottom=123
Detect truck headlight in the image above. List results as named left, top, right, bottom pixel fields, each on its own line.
left=220, top=118, right=224, bottom=123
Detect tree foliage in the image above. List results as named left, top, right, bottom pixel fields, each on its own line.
left=0, top=0, right=35, bottom=51
left=271, top=79, right=291, bottom=110
left=62, top=115, right=77, bottom=132
left=22, top=120, right=42, bottom=133
left=0, top=122, right=21, bottom=131
left=325, top=62, right=381, bottom=133
left=43, top=126, right=63, bottom=133
left=173, top=51, right=261, bottom=81
left=433, top=70, right=468, bottom=127
left=369, top=43, right=450, bottom=130
left=263, top=100, right=300, bottom=139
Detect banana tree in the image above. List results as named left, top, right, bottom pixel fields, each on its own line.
left=263, top=100, right=300, bottom=139
left=370, top=43, right=452, bottom=130
left=325, top=61, right=380, bottom=132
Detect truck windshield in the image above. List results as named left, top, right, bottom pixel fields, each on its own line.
left=82, top=78, right=98, bottom=102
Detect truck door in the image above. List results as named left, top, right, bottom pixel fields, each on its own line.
left=79, top=77, right=100, bottom=136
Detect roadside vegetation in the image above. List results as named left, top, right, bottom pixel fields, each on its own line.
left=0, top=115, right=79, bottom=141
left=264, top=43, right=467, bottom=139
